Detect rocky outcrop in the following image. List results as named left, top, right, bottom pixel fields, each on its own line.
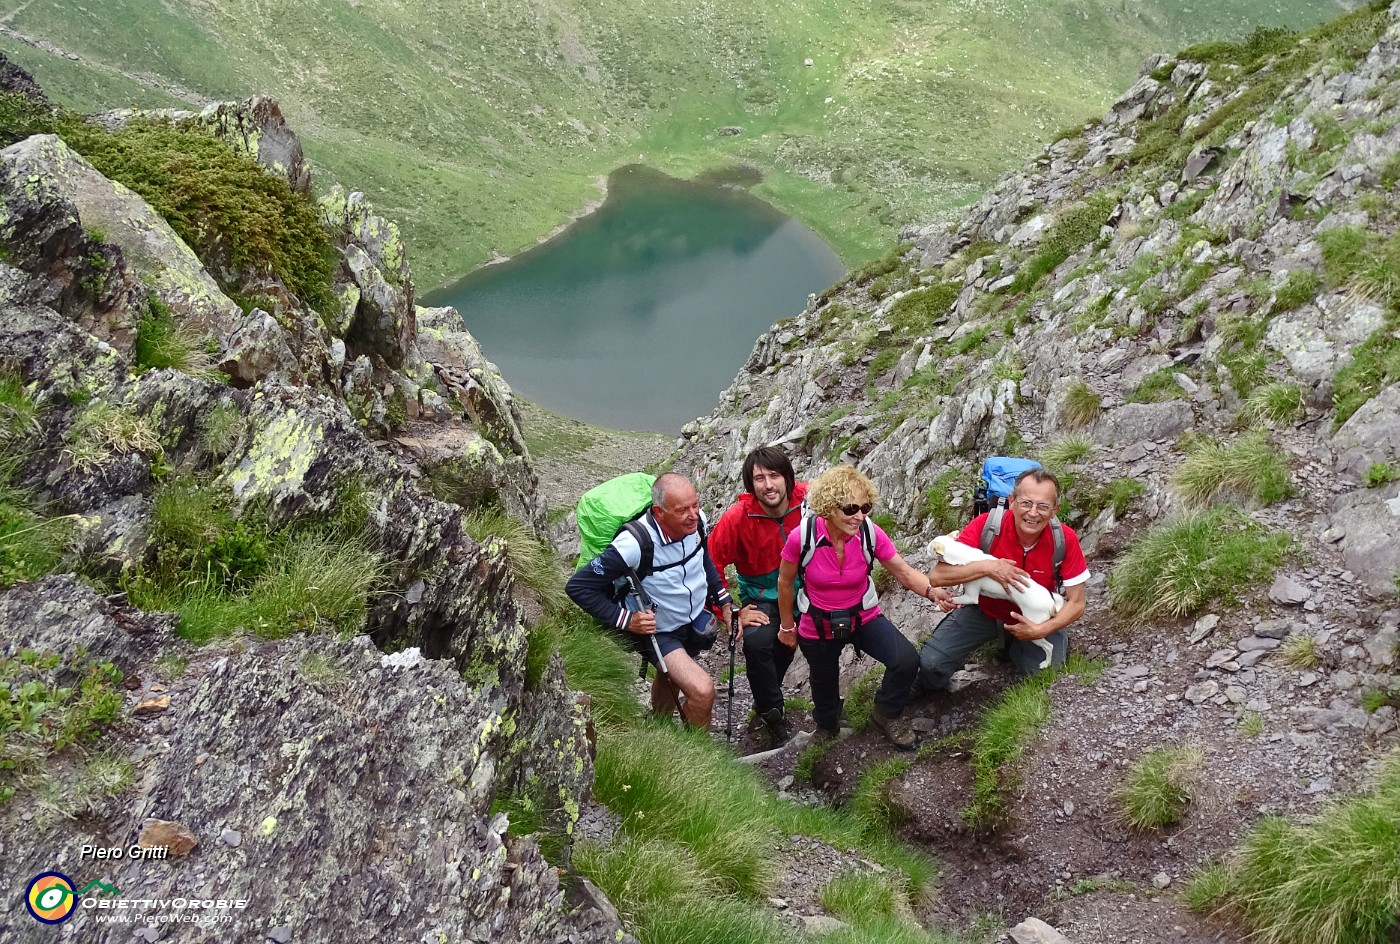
left=0, top=56, right=604, bottom=943
left=2, top=578, right=625, bottom=943
left=678, top=4, right=1400, bottom=681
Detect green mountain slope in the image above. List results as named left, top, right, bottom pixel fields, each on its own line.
left=0, top=0, right=1349, bottom=288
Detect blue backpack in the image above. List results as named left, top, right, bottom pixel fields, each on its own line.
left=973, top=456, right=1065, bottom=591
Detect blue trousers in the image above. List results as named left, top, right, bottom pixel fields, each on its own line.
left=797, top=613, right=918, bottom=732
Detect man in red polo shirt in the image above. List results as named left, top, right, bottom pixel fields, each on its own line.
left=917, top=468, right=1090, bottom=688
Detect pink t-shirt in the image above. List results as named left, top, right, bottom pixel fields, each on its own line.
left=781, top=516, right=897, bottom=639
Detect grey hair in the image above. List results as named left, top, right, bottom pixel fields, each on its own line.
left=651, top=472, right=691, bottom=510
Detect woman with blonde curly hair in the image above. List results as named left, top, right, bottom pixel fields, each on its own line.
left=777, top=465, right=953, bottom=750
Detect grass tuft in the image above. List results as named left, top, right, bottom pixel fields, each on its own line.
left=819, top=871, right=902, bottom=924
left=1060, top=378, right=1102, bottom=429
left=851, top=758, right=913, bottom=837
left=462, top=508, right=567, bottom=612
left=1279, top=634, right=1320, bottom=669
left=1115, top=745, right=1203, bottom=829
left=1039, top=435, right=1095, bottom=471
left=1207, top=751, right=1400, bottom=944
left=1241, top=382, right=1306, bottom=427
left=1171, top=434, right=1292, bottom=507
left=1109, top=507, right=1291, bottom=619
left=134, top=300, right=217, bottom=378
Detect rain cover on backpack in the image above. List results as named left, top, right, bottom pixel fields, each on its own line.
left=575, top=472, right=656, bottom=568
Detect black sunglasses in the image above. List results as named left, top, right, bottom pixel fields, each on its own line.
left=839, top=502, right=874, bottom=516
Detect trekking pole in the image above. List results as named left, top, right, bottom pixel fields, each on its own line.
left=726, top=611, right=738, bottom=742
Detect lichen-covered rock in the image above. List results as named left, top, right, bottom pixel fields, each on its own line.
left=220, top=308, right=306, bottom=387
left=1333, top=383, right=1400, bottom=480
left=0, top=578, right=630, bottom=944
left=320, top=187, right=415, bottom=368
left=0, top=134, right=146, bottom=344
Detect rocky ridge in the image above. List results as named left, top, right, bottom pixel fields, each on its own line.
left=678, top=4, right=1400, bottom=939
left=0, top=60, right=627, bottom=943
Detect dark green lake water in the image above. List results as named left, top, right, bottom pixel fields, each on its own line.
left=424, top=165, right=845, bottom=433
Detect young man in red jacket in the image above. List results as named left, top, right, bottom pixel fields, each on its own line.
left=708, top=447, right=807, bottom=745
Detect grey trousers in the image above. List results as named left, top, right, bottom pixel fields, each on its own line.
left=917, top=603, right=1068, bottom=689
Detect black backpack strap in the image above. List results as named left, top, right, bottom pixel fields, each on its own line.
left=621, top=519, right=655, bottom=578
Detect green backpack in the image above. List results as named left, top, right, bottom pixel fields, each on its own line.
left=575, top=473, right=657, bottom=568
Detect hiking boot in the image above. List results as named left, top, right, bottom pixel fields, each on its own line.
left=761, top=707, right=792, bottom=746
left=810, top=725, right=841, bottom=746
left=870, top=709, right=917, bottom=751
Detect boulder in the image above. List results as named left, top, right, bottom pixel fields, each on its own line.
left=1, top=133, right=243, bottom=339
left=1091, top=401, right=1194, bottom=446
left=1332, top=382, right=1400, bottom=480
left=0, top=577, right=628, bottom=944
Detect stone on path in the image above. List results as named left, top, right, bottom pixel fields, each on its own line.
left=1268, top=574, right=1310, bottom=605
left=1011, top=917, right=1073, bottom=944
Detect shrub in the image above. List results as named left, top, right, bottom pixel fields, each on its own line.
left=952, top=326, right=989, bottom=355
left=1241, top=382, right=1306, bottom=426
left=1171, top=434, right=1292, bottom=506
left=1060, top=378, right=1102, bottom=429
left=58, top=115, right=339, bottom=316
left=1109, top=506, right=1292, bottom=619
left=1116, top=745, right=1203, bottom=829
left=1364, top=463, right=1399, bottom=488
left=0, top=650, right=124, bottom=804
left=1208, top=751, right=1400, bottom=944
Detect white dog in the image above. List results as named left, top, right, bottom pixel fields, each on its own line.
left=929, top=532, right=1064, bottom=669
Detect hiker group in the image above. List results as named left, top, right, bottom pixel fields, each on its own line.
left=566, top=448, right=1090, bottom=752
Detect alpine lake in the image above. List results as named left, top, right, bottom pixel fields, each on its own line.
left=424, top=164, right=847, bottom=433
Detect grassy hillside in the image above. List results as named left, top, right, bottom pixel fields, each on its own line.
left=0, top=0, right=1349, bottom=288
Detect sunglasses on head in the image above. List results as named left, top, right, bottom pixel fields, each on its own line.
left=839, top=502, right=874, bottom=516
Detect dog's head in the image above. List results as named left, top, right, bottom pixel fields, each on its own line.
left=928, top=532, right=962, bottom=561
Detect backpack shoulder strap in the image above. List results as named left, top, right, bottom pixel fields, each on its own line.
left=621, top=519, right=655, bottom=578
left=981, top=506, right=1005, bottom=553
left=795, top=515, right=818, bottom=613
left=1049, top=518, right=1066, bottom=591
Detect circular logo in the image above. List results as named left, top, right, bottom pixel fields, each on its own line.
left=25, top=872, right=76, bottom=924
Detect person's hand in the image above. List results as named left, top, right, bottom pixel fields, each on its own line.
left=930, top=587, right=958, bottom=613
left=738, top=604, right=769, bottom=629
left=627, top=610, right=657, bottom=635
left=983, top=559, right=1031, bottom=593
left=1004, top=611, right=1048, bottom=640
left=776, top=625, right=798, bottom=649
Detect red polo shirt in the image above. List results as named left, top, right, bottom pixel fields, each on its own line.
left=957, top=512, right=1089, bottom=622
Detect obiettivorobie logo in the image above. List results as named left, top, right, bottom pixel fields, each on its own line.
left=24, top=872, right=121, bottom=924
